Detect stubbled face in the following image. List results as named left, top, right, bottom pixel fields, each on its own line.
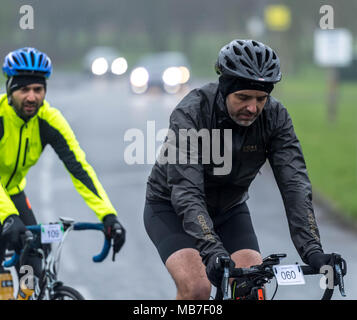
left=11, top=83, right=45, bottom=120
left=226, top=89, right=269, bottom=126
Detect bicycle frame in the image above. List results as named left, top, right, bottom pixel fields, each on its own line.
left=36, top=220, right=76, bottom=299
left=3, top=217, right=111, bottom=300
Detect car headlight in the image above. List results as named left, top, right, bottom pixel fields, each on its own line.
left=179, top=66, right=190, bottom=84
left=111, top=57, right=128, bottom=75
left=91, top=57, right=108, bottom=75
left=162, top=67, right=182, bottom=86
left=130, top=67, right=149, bottom=87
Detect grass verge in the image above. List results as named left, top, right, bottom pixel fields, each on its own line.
left=276, top=68, right=357, bottom=220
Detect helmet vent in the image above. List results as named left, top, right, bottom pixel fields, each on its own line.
left=247, top=70, right=255, bottom=76
left=38, top=54, right=44, bottom=66
left=256, top=52, right=262, bottom=69
left=252, top=41, right=259, bottom=47
left=20, top=52, right=27, bottom=65
left=267, top=63, right=276, bottom=71
left=13, top=56, right=20, bottom=66
left=233, top=46, right=242, bottom=56
left=237, top=40, right=244, bottom=46
left=224, top=56, right=236, bottom=70
left=244, top=47, right=253, bottom=60
left=266, top=72, right=273, bottom=77
left=265, top=49, right=270, bottom=62
left=30, top=51, right=35, bottom=66
left=240, top=59, right=252, bottom=70
left=272, top=52, right=277, bottom=60
left=44, top=60, right=49, bottom=68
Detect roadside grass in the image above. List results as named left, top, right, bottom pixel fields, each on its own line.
left=275, top=69, right=357, bottom=220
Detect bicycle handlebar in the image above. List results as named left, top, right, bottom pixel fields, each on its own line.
left=3, top=222, right=110, bottom=268
left=73, top=222, right=110, bottom=262
left=3, top=253, right=18, bottom=268
left=218, top=253, right=346, bottom=300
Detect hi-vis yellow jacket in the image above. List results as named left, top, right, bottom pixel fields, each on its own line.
left=0, top=94, right=117, bottom=224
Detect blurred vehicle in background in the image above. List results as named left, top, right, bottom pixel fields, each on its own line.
left=83, top=46, right=128, bottom=77
left=129, top=51, right=191, bottom=94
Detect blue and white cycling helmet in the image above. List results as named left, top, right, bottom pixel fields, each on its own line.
left=3, top=47, right=52, bottom=78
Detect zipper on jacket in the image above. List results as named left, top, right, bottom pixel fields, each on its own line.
left=23, top=138, right=29, bottom=166
left=6, top=124, right=25, bottom=189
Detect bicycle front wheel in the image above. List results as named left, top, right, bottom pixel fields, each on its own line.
left=52, top=285, right=85, bottom=300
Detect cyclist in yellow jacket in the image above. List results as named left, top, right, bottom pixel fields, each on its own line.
left=0, top=48, right=126, bottom=277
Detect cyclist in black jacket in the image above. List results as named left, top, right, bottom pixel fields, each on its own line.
left=144, top=39, right=338, bottom=299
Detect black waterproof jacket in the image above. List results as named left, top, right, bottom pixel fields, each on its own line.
left=146, top=82, right=323, bottom=264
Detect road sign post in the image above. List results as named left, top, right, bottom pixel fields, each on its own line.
left=314, top=29, right=353, bottom=123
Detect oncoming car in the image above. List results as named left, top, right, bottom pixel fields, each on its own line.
left=129, top=51, right=191, bottom=94
left=83, top=46, right=128, bottom=77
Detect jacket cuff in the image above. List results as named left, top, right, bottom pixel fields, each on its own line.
left=301, top=244, right=324, bottom=264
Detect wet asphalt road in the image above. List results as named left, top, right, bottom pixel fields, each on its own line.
left=21, top=73, right=357, bottom=300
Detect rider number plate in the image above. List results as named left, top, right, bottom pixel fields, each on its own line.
left=273, top=265, right=306, bottom=286
left=41, top=223, right=64, bottom=243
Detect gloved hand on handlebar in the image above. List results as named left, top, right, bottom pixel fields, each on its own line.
left=1, top=214, right=27, bottom=253
left=103, top=214, right=126, bottom=261
left=308, top=252, right=347, bottom=292
left=205, top=250, right=235, bottom=287
left=307, top=252, right=333, bottom=271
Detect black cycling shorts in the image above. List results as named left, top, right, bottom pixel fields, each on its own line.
left=144, top=200, right=260, bottom=264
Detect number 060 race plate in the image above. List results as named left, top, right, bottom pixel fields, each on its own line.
left=273, top=265, right=306, bottom=286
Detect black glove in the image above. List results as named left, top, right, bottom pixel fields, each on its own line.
left=205, top=251, right=235, bottom=287
left=307, top=252, right=333, bottom=271
left=103, top=214, right=126, bottom=260
left=1, top=214, right=27, bottom=253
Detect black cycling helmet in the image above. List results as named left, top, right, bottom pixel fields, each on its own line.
left=215, top=39, right=282, bottom=83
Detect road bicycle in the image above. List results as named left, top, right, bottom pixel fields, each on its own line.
left=3, top=217, right=114, bottom=300
left=215, top=253, right=347, bottom=300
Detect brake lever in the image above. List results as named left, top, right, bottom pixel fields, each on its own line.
left=331, top=253, right=346, bottom=298
left=222, top=266, right=230, bottom=300
left=219, top=257, right=231, bottom=300
left=112, top=244, right=116, bottom=262
left=111, top=228, right=123, bottom=262
left=335, top=263, right=346, bottom=297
